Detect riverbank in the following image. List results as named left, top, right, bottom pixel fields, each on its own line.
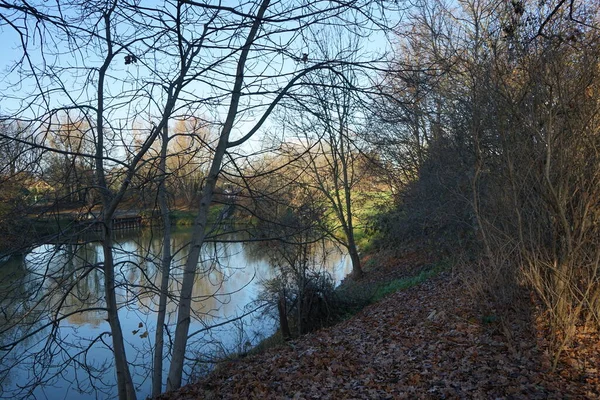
left=158, top=252, right=600, bottom=399
left=0, top=205, right=228, bottom=261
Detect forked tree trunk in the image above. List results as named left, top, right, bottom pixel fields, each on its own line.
left=166, top=0, right=271, bottom=390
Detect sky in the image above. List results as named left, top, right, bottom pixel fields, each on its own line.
left=0, top=0, right=397, bottom=158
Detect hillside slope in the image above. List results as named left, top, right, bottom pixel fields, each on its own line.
left=159, top=271, right=600, bottom=399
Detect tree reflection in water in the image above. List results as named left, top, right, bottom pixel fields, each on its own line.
left=0, top=229, right=350, bottom=399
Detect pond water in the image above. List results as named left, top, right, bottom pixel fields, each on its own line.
left=0, top=228, right=351, bottom=399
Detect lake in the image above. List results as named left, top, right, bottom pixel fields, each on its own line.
left=0, top=228, right=351, bottom=399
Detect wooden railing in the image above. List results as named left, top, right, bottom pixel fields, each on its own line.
left=80, top=214, right=143, bottom=231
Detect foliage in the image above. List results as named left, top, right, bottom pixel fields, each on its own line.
left=0, top=181, right=30, bottom=254
left=368, top=139, right=477, bottom=256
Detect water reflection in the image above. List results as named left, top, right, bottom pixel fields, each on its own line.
left=0, top=229, right=351, bottom=399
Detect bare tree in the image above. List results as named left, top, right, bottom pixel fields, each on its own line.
left=372, top=0, right=600, bottom=367
left=1, top=0, right=216, bottom=397
left=276, top=59, right=369, bottom=278
left=166, top=118, right=213, bottom=207
left=165, top=0, right=397, bottom=390
left=1, top=0, right=399, bottom=398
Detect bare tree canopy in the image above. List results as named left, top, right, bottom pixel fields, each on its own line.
left=0, top=0, right=400, bottom=399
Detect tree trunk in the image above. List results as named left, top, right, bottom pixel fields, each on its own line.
left=277, top=291, right=291, bottom=339
left=166, top=164, right=216, bottom=391
left=102, top=227, right=137, bottom=400
left=152, top=125, right=172, bottom=397
left=94, top=9, right=136, bottom=399
left=341, top=134, right=362, bottom=279
left=348, top=241, right=362, bottom=279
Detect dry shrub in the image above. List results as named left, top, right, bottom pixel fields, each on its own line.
left=475, top=28, right=600, bottom=365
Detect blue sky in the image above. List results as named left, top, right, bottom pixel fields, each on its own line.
left=0, top=0, right=397, bottom=158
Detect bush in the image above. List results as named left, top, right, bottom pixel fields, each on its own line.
left=259, top=268, right=337, bottom=338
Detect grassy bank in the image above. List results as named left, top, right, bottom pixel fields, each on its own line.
left=168, top=205, right=225, bottom=227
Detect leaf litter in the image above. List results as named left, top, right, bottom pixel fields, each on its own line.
left=158, top=267, right=600, bottom=399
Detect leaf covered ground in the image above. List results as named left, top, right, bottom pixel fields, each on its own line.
left=159, top=261, right=600, bottom=399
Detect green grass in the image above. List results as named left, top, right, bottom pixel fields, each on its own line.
left=169, top=210, right=197, bottom=226
left=371, top=267, right=443, bottom=303
left=335, top=259, right=451, bottom=317
left=169, top=205, right=224, bottom=226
